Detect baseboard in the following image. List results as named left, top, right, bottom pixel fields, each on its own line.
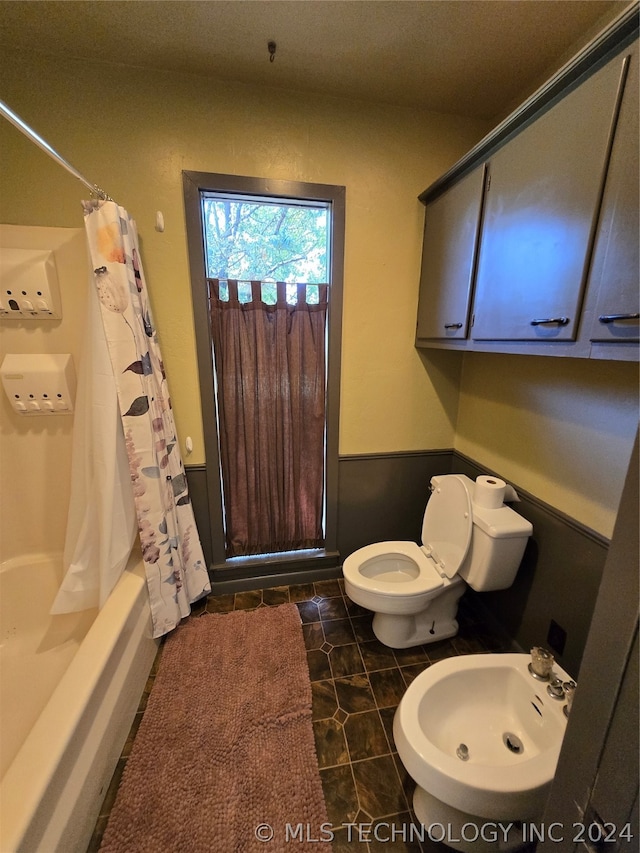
left=208, top=563, right=343, bottom=594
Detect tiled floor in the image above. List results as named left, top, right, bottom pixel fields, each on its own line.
left=88, top=577, right=513, bottom=853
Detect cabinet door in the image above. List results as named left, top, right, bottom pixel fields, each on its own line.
left=416, top=165, right=486, bottom=340
left=471, top=54, right=626, bottom=341
left=588, top=47, right=639, bottom=343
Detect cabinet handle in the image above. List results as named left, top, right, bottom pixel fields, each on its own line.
left=598, top=312, right=640, bottom=324
left=530, top=317, right=570, bottom=326
left=444, top=322, right=463, bottom=329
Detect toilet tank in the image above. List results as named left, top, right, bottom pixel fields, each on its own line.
left=459, top=502, right=533, bottom=592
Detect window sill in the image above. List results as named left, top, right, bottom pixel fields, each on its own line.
left=208, top=549, right=341, bottom=593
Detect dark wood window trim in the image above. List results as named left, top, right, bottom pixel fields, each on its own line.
left=183, top=171, right=345, bottom=578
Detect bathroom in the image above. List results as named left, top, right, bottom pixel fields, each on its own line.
left=0, top=2, right=638, bottom=851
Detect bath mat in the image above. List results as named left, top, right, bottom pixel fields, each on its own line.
left=99, top=604, right=331, bottom=852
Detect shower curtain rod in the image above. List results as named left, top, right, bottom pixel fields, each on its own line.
left=0, top=98, right=113, bottom=201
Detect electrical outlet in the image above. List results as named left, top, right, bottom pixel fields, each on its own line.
left=547, top=619, right=567, bottom=656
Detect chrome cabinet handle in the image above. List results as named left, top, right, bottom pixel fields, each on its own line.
left=598, top=312, right=640, bottom=324
left=444, top=322, right=463, bottom=329
left=530, top=317, right=570, bottom=326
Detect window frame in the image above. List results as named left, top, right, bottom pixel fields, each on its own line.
left=183, top=171, right=345, bottom=580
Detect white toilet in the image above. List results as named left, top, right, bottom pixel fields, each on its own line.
left=342, top=474, right=533, bottom=648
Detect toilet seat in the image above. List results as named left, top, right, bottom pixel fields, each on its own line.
left=348, top=541, right=444, bottom=597
left=421, top=475, right=472, bottom=579
left=344, top=474, right=473, bottom=597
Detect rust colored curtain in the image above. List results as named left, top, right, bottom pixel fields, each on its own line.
left=209, top=280, right=328, bottom=557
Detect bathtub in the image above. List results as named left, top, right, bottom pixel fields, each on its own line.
left=0, top=548, right=159, bottom=853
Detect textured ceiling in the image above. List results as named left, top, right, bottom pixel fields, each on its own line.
left=0, top=1, right=630, bottom=120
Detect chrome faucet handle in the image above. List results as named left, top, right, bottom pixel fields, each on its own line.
left=547, top=677, right=565, bottom=700
left=563, top=680, right=577, bottom=716
left=529, top=646, right=554, bottom=680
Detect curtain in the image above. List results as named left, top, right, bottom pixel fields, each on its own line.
left=82, top=199, right=211, bottom=637
left=50, top=267, right=138, bottom=616
left=210, top=280, right=327, bottom=557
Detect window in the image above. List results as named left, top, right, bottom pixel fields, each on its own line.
left=183, top=173, right=345, bottom=579
left=203, top=193, right=329, bottom=291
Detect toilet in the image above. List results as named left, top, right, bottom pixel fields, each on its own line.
left=342, top=474, right=532, bottom=648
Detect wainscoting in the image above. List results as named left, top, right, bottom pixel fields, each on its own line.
left=186, top=449, right=609, bottom=677
left=336, top=450, right=452, bottom=558
left=449, top=453, right=608, bottom=679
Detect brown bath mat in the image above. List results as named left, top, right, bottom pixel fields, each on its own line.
left=99, top=604, right=331, bottom=852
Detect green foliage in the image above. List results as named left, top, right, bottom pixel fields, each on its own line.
left=203, top=197, right=329, bottom=288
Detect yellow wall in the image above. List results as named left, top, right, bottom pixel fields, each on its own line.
left=1, top=48, right=637, bottom=543
left=456, top=354, right=638, bottom=537
left=0, top=48, right=484, bottom=463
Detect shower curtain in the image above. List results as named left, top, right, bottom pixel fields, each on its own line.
left=52, top=200, right=211, bottom=637
left=50, top=268, right=138, bottom=616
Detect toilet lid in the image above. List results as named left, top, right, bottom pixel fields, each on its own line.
left=421, top=475, right=472, bottom=579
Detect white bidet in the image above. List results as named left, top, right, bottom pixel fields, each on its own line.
left=394, top=653, right=571, bottom=852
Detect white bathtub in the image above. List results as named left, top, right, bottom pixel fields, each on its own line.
left=0, top=548, right=159, bottom=853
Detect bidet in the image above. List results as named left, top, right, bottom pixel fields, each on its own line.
left=394, top=653, right=572, bottom=852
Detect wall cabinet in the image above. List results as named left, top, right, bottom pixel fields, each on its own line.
left=471, top=55, right=625, bottom=342
left=415, top=165, right=486, bottom=341
left=415, top=23, right=639, bottom=361
left=585, top=48, right=639, bottom=350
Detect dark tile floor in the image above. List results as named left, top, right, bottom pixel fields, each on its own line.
left=88, top=577, right=513, bottom=853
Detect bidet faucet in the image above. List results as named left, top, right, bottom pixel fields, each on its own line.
left=547, top=677, right=565, bottom=700
left=529, top=646, right=554, bottom=680
left=563, top=680, right=577, bottom=716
